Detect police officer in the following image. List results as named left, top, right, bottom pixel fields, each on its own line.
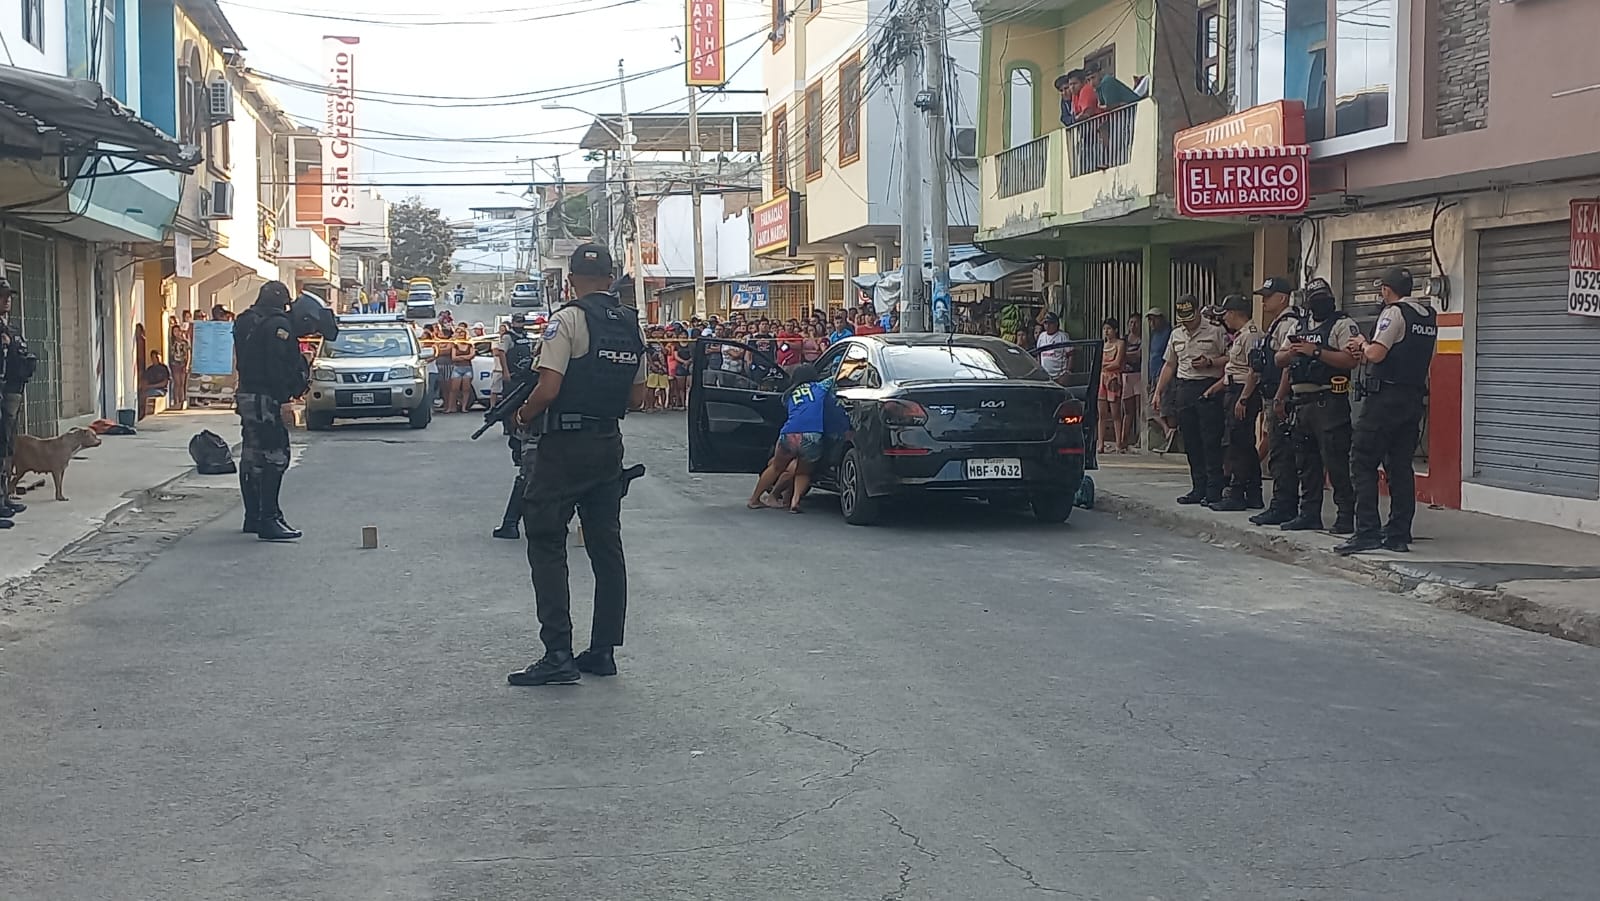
left=1338, top=267, right=1437, bottom=555
left=1206, top=294, right=1265, bottom=511
left=0, top=278, right=32, bottom=530
left=507, top=244, right=647, bottom=686
left=1151, top=294, right=1229, bottom=505
left=1248, top=276, right=1306, bottom=526
left=492, top=313, right=539, bottom=540
left=1280, top=277, right=1360, bottom=533
left=233, top=282, right=337, bottom=541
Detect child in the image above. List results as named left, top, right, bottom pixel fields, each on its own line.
left=746, top=360, right=861, bottom=513
left=646, top=343, right=669, bottom=411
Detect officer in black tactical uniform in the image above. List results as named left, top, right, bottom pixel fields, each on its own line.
left=1279, top=277, right=1360, bottom=534
left=492, top=313, right=540, bottom=540
left=1248, top=277, right=1306, bottom=526
left=0, top=278, right=34, bottom=530
left=233, top=282, right=338, bottom=541
left=507, top=244, right=647, bottom=686
left=1338, top=267, right=1437, bottom=555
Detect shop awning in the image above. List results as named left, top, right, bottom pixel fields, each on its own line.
left=0, top=66, right=198, bottom=172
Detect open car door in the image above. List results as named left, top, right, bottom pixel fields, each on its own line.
left=687, top=338, right=794, bottom=473
left=1028, top=337, right=1104, bottom=471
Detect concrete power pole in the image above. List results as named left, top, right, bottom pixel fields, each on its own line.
left=898, top=38, right=925, bottom=332
left=617, top=59, right=647, bottom=312
left=688, top=84, right=707, bottom=318
left=923, top=0, right=951, bottom=333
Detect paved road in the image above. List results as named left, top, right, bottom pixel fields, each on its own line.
left=3, top=412, right=1599, bottom=900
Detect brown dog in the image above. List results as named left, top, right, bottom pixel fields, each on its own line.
left=7, top=427, right=102, bottom=501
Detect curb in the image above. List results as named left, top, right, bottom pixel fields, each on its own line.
left=1092, top=489, right=1600, bottom=648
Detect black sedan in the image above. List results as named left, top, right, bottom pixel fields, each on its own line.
left=687, top=333, right=1103, bottom=525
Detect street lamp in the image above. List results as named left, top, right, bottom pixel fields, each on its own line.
left=545, top=91, right=646, bottom=313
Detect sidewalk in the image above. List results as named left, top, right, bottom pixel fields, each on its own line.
left=1088, top=454, right=1600, bottom=646
left=1, top=409, right=240, bottom=589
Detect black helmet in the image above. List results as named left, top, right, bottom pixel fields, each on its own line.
left=289, top=292, right=339, bottom=340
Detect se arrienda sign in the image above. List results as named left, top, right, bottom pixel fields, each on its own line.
left=1176, top=145, right=1310, bottom=217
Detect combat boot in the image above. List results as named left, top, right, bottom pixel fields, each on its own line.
left=1210, top=494, right=1250, bottom=512
left=1250, top=507, right=1294, bottom=526
left=508, top=650, right=581, bottom=686
left=255, top=470, right=302, bottom=541
left=574, top=646, right=617, bottom=676
left=492, top=475, right=524, bottom=540
left=1329, top=514, right=1355, bottom=535
left=240, top=471, right=261, bottom=534
left=1279, top=514, right=1324, bottom=532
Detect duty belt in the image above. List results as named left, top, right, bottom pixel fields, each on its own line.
left=551, top=413, right=620, bottom=433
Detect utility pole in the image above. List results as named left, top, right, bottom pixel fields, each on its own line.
left=923, top=0, right=950, bottom=333
left=898, top=40, right=925, bottom=332
left=688, top=84, right=707, bottom=319
left=617, top=58, right=647, bottom=312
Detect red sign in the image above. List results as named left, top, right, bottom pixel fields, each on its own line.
left=1569, top=199, right=1600, bottom=317
left=753, top=193, right=790, bottom=256
left=1177, top=146, right=1310, bottom=217
left=1174, top=100, right=1307, bottom=154
left=686, top=0, right=726, bottom=87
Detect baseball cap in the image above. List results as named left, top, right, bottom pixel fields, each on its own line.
left=1145, top=307, right=1166, bottom=318
left=1253, top=276, right=1294, bottom=296
left=1173, top=297, right=1199, bottom=321
left=1221, top=294, right=1253, bottom=314
left=569, top=243, right=614, bottom=277
left=1376, top=267, right=1414, bottom=295
left=1042, top=311, right=1060, bottom=323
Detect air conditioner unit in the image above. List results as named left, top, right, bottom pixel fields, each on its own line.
left=951, top=127, right=978, bottom=168
left=207, top=180, right=234, bottom=220
left=208, top=76, right=235, bottom=124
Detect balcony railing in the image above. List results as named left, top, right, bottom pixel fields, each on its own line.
left=258, top=202, right=279, bottom=262
left=1065, top=101, right=1140, bottom=177
left=996, top=133, right=1050, bottom=198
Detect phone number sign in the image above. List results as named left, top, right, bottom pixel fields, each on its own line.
left=1176, top=145, right=1310, bottom=217
left=1570, top=199, right=1600, bottom=318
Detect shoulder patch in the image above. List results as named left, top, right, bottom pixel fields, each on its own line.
left=542, top=320, right=560, bottom=340
left=275, top=327, right=291, bottom=340
left=1378, top=315, right=1393, bottom=331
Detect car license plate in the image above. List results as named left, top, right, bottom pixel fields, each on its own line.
left=967, top=458, right=1022, bottom=479
left=352, top=392, right=375, bottom=405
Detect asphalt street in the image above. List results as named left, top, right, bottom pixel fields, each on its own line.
left=2, top=410, right=1599, bottom=900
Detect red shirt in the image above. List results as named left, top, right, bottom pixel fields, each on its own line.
left=775, top=330, right=804, bottom=366
left=854, top=322, right=886, bottom=336
left=1073, top=83, right=1102, bottom=119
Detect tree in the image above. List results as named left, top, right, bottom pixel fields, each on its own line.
left=388, top=197, right=457, bottom=284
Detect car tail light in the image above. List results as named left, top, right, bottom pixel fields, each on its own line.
left=1054, top=398, right=1085, bottom=426
left=883, top=399, right=928, bottom=426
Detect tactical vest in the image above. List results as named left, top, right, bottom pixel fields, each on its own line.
left=549, top=293, right=644, bottom=422
left=505, top=331, right=536, bottom=377
left=1254, top=307, right=1305, bottom=388
left=2, top=321, right=37, bottom=390
left=234, top=307, right=304, bottom=399
left=1290, top=313, right=1354, bottom=387
left=1371, top=300, right=1436, bottom=387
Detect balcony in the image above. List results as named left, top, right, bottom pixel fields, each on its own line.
left=980, top=99, right=1161, bottom=243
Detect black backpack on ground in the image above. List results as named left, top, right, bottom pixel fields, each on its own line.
left=189, top=430, right=237, bottom=475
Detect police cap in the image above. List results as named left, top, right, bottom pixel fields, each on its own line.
left=1221, top=294, right=1253, bottom=315
left=1173, top=295, right=1199, bottom=322
left=1253, top=276, right=1294, bottom=297
left=569, top=243, right=615, bottom=277
left=1376, top=267, right=1414, bottom=296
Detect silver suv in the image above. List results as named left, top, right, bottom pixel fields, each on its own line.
left=305, top=315, right=432, bottom=430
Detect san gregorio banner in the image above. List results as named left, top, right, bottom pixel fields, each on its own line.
left=686, top=0, right=726, bottom=87
left=322, top=35, right=360, bottom=227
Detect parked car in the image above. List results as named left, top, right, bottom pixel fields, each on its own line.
left=509, top=280, right=545, bottom=308
left=305, top=314, right=433, bottom=430
left=687, top=333, right=1103, bottom=525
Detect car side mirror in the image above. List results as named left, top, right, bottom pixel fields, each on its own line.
left=421, top=347, right=436, bottom=360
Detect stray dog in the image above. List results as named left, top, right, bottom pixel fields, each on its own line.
left=7, top=427, right=102, bottom=501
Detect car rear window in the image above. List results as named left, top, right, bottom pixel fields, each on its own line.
left=880, top=344, right=1045, bottom=381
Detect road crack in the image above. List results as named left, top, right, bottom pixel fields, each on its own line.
left=984, top=842, right=1085, bottom=896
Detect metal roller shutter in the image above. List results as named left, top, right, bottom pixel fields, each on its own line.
left=1342, top=233, right=1436, bottom=464
left=1472, top=221, right=1600, bottom=499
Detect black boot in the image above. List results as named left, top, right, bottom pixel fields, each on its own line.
left=1211, top=493, right=1250, bottom=512
left=1279, top=513, right=1325, bottom=531
left=255, top=470, right=302, bottom=541
left=1329, top=514, right=1355, bottom=535
left=492, top=475, right=524, bottom=540
left=1250, top=507, right=1294, bottom=526
left=507, top=650, right=581, bottom=686
left=240, top=471, right=261, bottom=534
left=1244, top=489, right=1265, bottom=510
left=574, top=646, right=617, bottom=676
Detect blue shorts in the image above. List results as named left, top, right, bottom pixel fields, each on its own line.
left=777, top=431, right=826, bottom=463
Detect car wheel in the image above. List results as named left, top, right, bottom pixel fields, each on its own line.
left=306, top=411, right=334, bottom=431
left=408, top=403, right=432, bottom=430
left=1030, top=491, right=1074, bottom=524
left=839, top=448, right=881, bottom=526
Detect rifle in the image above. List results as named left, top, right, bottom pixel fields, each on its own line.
left=472, top=370, right=538, bottom=440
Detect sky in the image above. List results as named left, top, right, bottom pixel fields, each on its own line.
left=215, top=0, right=775, bottom=271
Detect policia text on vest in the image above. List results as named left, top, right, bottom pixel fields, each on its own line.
left=506, top=243, right=649, bottom=687
left=1338, top=267, right=1437, bottom=556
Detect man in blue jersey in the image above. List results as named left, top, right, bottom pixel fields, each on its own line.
left=746, top=360, right=861, bottom=512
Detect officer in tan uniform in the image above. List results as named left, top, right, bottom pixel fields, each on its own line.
left=1152, top=294, right=1229, bottom=505
left=1248, top=277, right=1307, bottom=526
left=1204, top=294, right=1265, bottom=511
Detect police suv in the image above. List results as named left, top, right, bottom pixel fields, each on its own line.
left=305, top=313, right=433, bottom=430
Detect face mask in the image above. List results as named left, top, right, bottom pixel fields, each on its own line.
left=1307, top=295, right=1337, bottom=320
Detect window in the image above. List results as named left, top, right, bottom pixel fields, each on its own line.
left=21, top=0, right=44, bottom=50
left=1084, top=47, right=1116, bottom=79
left=838, top=54, right=862, bottom=165
left=1197, top=3, right=1221, bottom=95
left=771, top=105, right=789, bottom=193
left=1253, top=0, right=1402, bottom=149
left=804, top=80, right=823, bottom=180
left=771, top=0, right=786, bottom=48
left=95, top=0, right=119, bottom=94
left=1005, top=66, right=1037, bottom=149
left=179, top=55, right=203, bottom=144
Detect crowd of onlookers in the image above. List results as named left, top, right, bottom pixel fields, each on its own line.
left=636, top=307, right=897, bottom=412
left=419, top=320, right=501, bottom=414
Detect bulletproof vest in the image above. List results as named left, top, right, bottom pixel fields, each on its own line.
left=235, top=308, right=304, bottom=399
left=1, top=321, right=36, bottom=390
left=549, top=293, right=644, bottom=421
left=1254, top=308, right=1305, bottom=387
left=1290, top=313, right=1353, bottom=386
left=505, top=331, right=535, bottom=378
left=1371, top=300, right=1437, bottom=387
